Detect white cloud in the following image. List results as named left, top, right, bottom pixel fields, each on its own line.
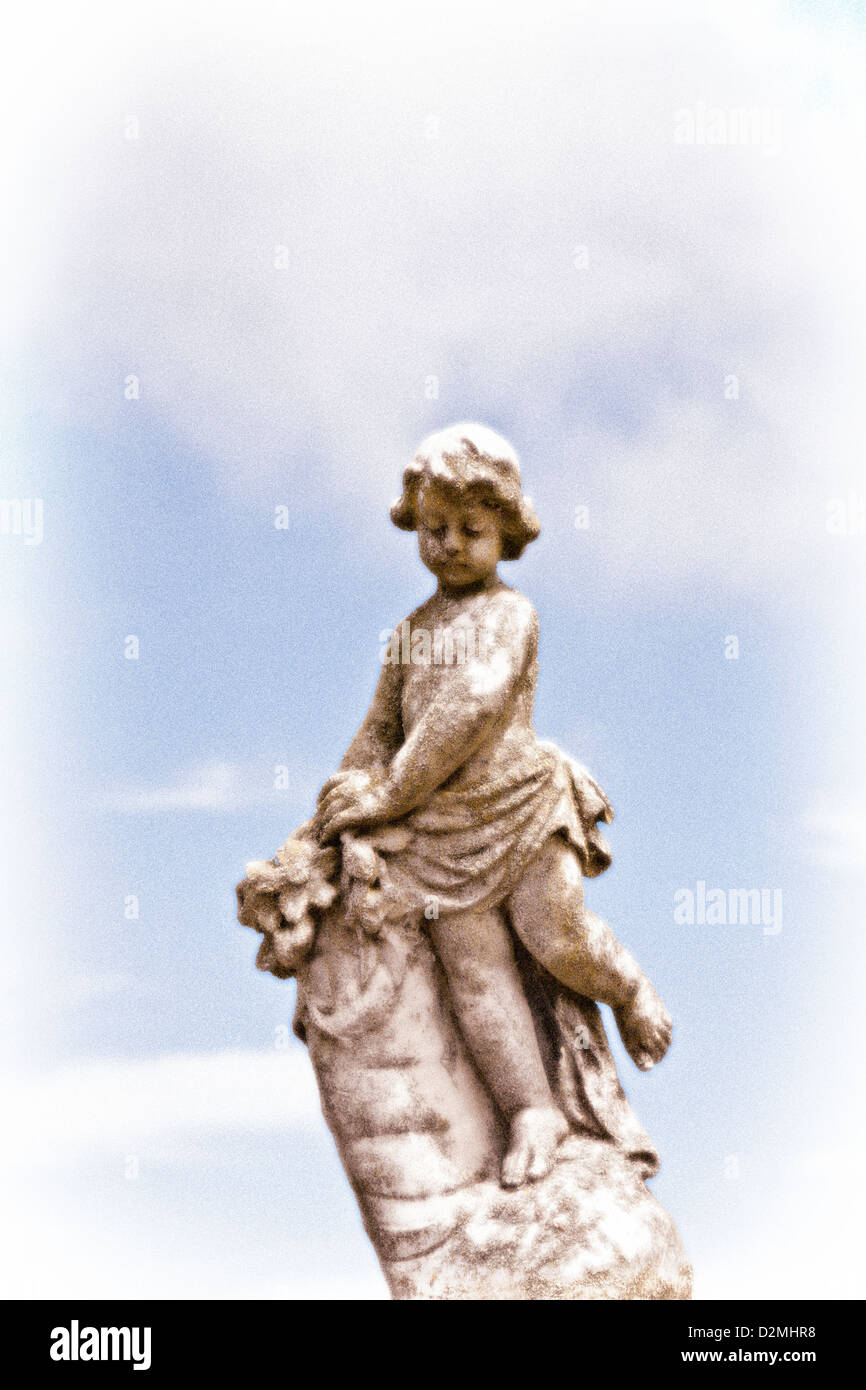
left=694, top=1142, right=866, bottom=1300
left=241, top=1276, right=389, bottom=1301
left=0, top=1048, right=322, bottom=1172
left=102, top=758, right=316, bottom=812
left=0, top=1046, right=390, bottom=1299
left=0, top=1045, right=389, bottom=1299
left=8, top=0, right=866, bottom=602
left=801, top=796, right=866, bottom=873
left=0, top=1189, right=389, bottom=1301
left=43, top=970, right=144, bottom=1008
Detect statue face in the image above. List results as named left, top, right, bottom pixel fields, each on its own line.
left=416, top=482, right=503, bottom=589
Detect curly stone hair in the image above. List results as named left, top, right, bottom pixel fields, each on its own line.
left=390, top=422, right=541, bottom=561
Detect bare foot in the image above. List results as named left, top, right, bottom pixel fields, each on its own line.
left=500, top=1106, right=569, bottom=1188
left=613, top=977, right=673, bottom=1071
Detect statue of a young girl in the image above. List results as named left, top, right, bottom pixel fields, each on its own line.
left=313, top=423, right=672, bottom=1189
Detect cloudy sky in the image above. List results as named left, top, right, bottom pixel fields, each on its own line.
left=2, top=0, right=865, bottom=1299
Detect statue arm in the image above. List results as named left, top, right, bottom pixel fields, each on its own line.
left=316, top=601, right=535, bottom=839
left=383, top=630, right=529, bottom=815
left=338, top=645, right=404, bottom=772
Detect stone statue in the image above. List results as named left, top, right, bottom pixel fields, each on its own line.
left=236, top=423, right=692, bottom=1299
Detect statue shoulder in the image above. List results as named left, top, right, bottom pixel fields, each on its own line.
left=485, top=586, right=539, bottom=648
left=395, top=595, right=439, bottom=631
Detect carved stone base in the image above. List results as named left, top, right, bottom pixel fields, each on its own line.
left=381, top=1137, right=692, bottom=1300
left=290, top=898, right=692, bottom=1300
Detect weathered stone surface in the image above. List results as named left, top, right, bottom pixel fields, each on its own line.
left=292, top=894, right=691, bottom=1300
left=383, top=1142, right=691, bottom=1301
left=235, top=423, right=692, bottom=1299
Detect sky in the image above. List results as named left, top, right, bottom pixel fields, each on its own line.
left=1, top=0, right=865, bottom=1300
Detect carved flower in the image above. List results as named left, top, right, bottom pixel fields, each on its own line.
left=237, top=823, right=416, bottom=973
left=340, top=826, right=415, bottom=937
left=236, top=836, right=339, bottom=977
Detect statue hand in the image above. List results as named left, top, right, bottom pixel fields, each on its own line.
left=315, top=769, right=397, bottom=841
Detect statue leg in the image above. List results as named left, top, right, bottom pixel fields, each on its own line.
left=507, top=834, right=673, bottom=1072
left=428, top=907, right=568, bottom=1187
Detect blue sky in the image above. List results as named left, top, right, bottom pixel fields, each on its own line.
left=1, top=0, right=865, bottom=1298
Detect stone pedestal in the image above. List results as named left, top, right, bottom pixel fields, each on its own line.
left=295, top=899, right=692, bottom=1301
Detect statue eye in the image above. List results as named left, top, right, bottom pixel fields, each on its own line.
left=463, top=527, right=482, bottom=538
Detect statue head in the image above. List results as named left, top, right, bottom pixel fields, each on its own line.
left=390, top=423, right=541, bottom=568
